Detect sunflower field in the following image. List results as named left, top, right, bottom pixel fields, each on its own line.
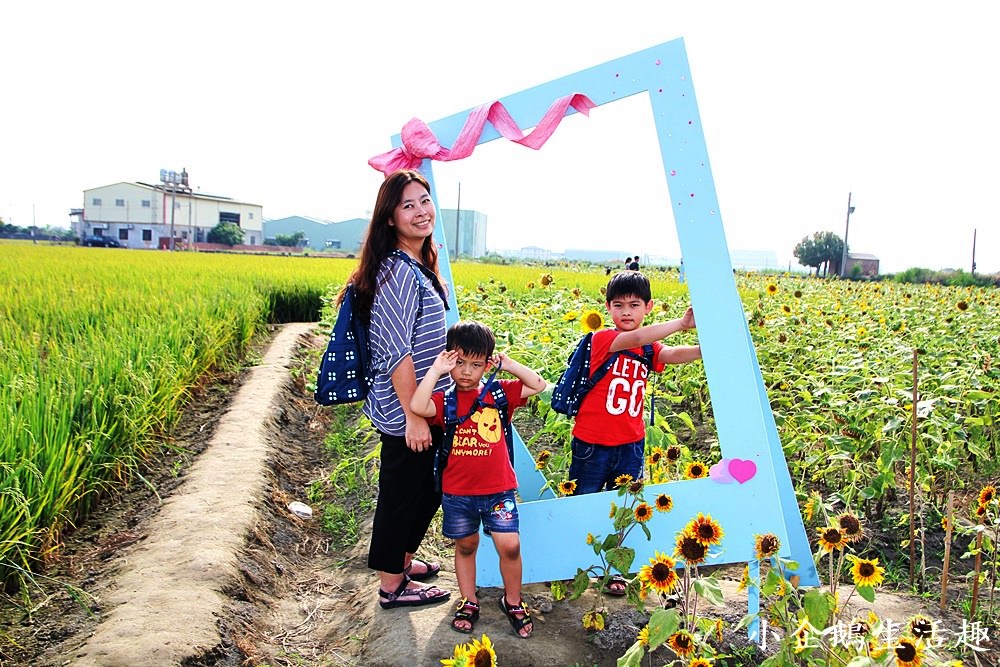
left=3, top=242, right=999, bottom=642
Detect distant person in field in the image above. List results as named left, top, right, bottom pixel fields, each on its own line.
left=627, top=255, right=640, bottom=271
left=342, top=168, right=451, bottom=610
left=411, top=321, right=546, bottom=638
left=624, top=256, right=633, bottom=269
left=566, top=270, right=701, bottom=594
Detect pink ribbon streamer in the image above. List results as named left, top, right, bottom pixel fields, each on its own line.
left=368, top=93, right=596, bottom=175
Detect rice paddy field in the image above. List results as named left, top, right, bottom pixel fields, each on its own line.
left=2, top=241, right=999, bottom=600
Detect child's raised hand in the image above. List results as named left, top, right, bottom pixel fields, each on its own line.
left=680, top=306, right=696, bottom=330
left=489, top=352, right=508, bottom=369
left=431, top=349, right=458, bottom=374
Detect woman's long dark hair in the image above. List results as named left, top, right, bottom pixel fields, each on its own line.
left=340, top=169, right=442, bottom=325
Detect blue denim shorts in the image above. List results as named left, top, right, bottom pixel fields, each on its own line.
left=441, top=490, right=519, bottom=539
left=567, top=437, right=645, bottom=494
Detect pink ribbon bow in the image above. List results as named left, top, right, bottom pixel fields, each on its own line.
left=368, top=93, right=596, bottom=175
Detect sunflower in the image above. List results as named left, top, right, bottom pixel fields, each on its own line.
left=540, top=274, right=553, bottom=286
left=941, top=516, right=950, bottom=532
left=629, top=479, right=644, bottom=494
left=975, top=504, right=987, bottom=520
left=634, top=503, right=653, bottom=523
left=689, top=659, right=714, bottom=667
left=608, top=502, right=617, bottom=518
left=638, top=551, right=679, bottom=594
left=793, top=289, right=803, bottom=298
left=665, top=445, right=682, bottom=462
left=526, top=281, right=535, bottom=289
left=836, top=512, right=863, bottom=543
left=737, top=563, right=750, bottom=592
left=849, top=618, right=871, bottom=637
left=766, top=283, right=778, bottom=295
left=754, top=533, right=781, bottom=560
left=666, top=630, right=696, bottom=658
left=648, top=447, right=664, bottom=465
left=581, top=309, right=605, bottom=332
left=534, top=450, right=551, bottom=469
left=685, top=513, right=725, bottom=546
left=978, top=485, right=997, bottom=507
left=465, top=634, right=498, bottom=667
left=637, top=626, right=650, bottom=647
left=572, top=288, right=581, bottom=297
left=847, top=555, right=885, bottom=587
left=675, top=534, right=707, bottom=565
left=563, top=310, right=579, bottom=322
left=655, top=494, right=674, bottom=512
left=957, top=300, right=969, bottom=311
left=893, top=636, right=924, bottom=667
left=782, top=304, right=791, bottom=314
left=615, top=474, right=634, bottom=488
left=816, top=526, right=846, bottom=552
left=793, top=617, right=819, bottom=653
left=440, top=641, right=469, bottom=667
left=683, top=461, right=708, bottom=479
left=908, top=614, right=935, bottom=641
left=586, top=533, right=595, bottom=545
left=559, top=480, right=577, bottom=496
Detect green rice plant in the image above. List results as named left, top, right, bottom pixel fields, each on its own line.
left=0, top=245, right=354, bottom=588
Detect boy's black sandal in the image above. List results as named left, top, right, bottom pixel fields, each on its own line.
left=450, top=597, right=481, bottom=634
left=498, top=595, right=533, bottom=638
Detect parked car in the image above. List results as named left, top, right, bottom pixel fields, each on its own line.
left=82, top=236, right=123, bottom=248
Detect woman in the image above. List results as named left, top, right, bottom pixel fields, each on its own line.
left=344, top=169, right=451, bottom=609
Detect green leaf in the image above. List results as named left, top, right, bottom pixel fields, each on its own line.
left=616, top=641, right=645, bottom=667
left=568, top=569, right=591, bottom=600
left=676, top=411, right=695, bottom=431
left=803, top=588, right=834, bottom=628
left=857, top=585, right=875, bottom=603
left=647, top=608, right=681, bottom=648
left=761, top=567, right=781, bottom=597
left=693, top=575, right=725, bottom=606
left=607, top=546, right=635, bottom=575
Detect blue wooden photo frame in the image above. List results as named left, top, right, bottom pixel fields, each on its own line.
left=381, top=36, right=819, bottom=638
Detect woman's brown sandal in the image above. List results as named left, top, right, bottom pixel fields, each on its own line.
left=498, top=595, right=532, bottom=638
left=450, top=597, right=480, bottom=634
left=378, top=576, right=450, bottom=610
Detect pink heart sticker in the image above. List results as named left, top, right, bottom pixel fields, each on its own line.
left=709, top=459, right=735, bottom=484
left=728, top=459, right=757, bottom=484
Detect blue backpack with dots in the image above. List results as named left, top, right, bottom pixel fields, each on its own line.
left=550, top=333, right=654, bottom=416
left=314, top=252, right=425, bottom=406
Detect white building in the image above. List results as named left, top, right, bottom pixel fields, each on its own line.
left=78, top=175, right=263, bottom=249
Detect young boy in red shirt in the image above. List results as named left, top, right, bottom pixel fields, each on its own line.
left=569, top=270, right=702, bottom=593
left=411, top=321, right=546, bottom=638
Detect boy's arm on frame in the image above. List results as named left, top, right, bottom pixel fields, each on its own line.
left=609, top=307, right=697, bottom=354
left=659, top=344, right=702, bottom=365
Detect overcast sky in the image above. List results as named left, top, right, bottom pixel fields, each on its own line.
left=3, top=1, right=998, bottom=274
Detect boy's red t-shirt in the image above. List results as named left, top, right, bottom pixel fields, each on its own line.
left=430, top=379, right=526, bottom=495
left=571, top=328, right=665, bottom=446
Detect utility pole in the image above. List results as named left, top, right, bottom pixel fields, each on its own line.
left=971, top=228, right=977, bottom=277
left=839, top=192, right=855, bottom=278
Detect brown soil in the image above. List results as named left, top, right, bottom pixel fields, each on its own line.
left=0, top=324, right=994, bottom=666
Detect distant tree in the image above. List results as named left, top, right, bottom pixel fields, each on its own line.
left=793, top=231, right=844, bottom=277
left=207, top=222, right=244, bottom=246
left=274, top=231, right=306, bottom=247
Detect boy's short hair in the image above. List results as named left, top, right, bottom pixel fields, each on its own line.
left=605, top=270, right=651, bottom=303
left=446, top=320, right=496, bottom=359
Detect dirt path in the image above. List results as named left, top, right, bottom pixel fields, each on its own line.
left=68, top=322, right=315, bottom=666
left=1, top=324, right=988, bottom=666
